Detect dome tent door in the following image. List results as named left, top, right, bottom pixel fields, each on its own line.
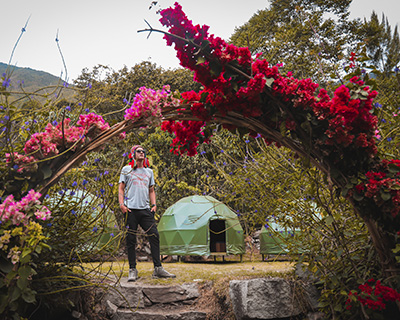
left=209, top=219, right=226, bottom=252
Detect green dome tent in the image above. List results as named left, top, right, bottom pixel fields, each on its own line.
left=259, top=222, right=301, bottom=256
left=259, top=200, right=320, bottom=259
left=47, top=189, right=119, bottom=252
left=158, top=195, right=245, bottom=257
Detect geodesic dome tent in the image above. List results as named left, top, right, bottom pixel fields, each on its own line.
left=158, top=195, right=245, bottom=256
left=259, top=221, right=301, bottom=255
left=259, top=200, right=320, bottom=256
left=47, top=189, right=119, bottom=251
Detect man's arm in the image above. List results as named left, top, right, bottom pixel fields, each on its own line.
left=119, top=182, right=128, bottom=213
left=149, top=186, right=157, bottom=213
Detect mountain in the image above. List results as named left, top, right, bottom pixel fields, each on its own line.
left=0, top=62, right=63, bottom=93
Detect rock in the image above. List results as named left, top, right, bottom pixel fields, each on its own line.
left=104, top=281, right=145, bottom=308
left=295, top=263, right=321, bottom=310
left=137, top=256, right=149, bottom=261
left=306, top=311, right=326, bottom=320
left=302, top=281, right=321, bottom=310
left=110, top=309, right=207, bottom=320
left=71, top=310, right=81, bottom=318
left=105, top=300, right=118, bottom=317
left=295, top=263, right=318, bottom=282
left=229, top=277, right=303, bottom=320
left=142, top=283, right=200, bottom=304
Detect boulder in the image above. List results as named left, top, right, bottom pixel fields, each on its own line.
left=142, top=283, right=200, bottom=304
left=229, top=277, right=303, bottom=319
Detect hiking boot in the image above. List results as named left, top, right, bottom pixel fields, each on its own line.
left=152, top=266, right=176, bottom=279
left=128, top=268, right=138, bottom=282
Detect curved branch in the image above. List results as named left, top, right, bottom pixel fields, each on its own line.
left=38, top=120, right=135, bottom=199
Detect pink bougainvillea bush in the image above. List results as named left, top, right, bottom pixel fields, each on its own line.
left=0, top=188, right=52, bottom=315
left=5, top=113, right=112, bottom=173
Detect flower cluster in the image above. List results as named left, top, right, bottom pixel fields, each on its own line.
left=77, top=113, right=110, bottom=137
left=352, top=159, right=400, bottom=220
left=6, top=113, right=111, bottom=172
left=125, top=86, right=180, bottom=126
left=323, top=77, right=377, bottom=151
left=0, top=189, right=51, bottom=225
left=5, top=152, right=37, bottom=173
left=158, top=3, right=379, bottom=158
left=345, top=279, right=400, bottom=311
left=161, top=119, right=209, bottom=156
left=0, top=190, right=50, bottom=266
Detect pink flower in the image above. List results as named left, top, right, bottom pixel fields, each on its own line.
left=0, top=190, right=51, bottom=225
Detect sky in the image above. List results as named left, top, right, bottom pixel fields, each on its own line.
left=1, top=0, right=400, bottom=81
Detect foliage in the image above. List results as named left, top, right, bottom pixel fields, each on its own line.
left=140, top=127, right=206, bottom=213
left=73, top=62, right=201, bottom=124
left=0, top=190, right=51, bottom=318
left=346, top=279, right=400, bottom=318
left=229, top=0, right=355, bottom=84
left=201, top=129, right=379, bottom=316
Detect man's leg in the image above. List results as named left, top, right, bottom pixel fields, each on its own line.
left=139, top=209, right=175, bottom=278
left=125, top=210, right=139, bottom=271
left=139, top=208, right=162, bottom=267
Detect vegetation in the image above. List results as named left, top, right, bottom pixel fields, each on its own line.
left=1, top=0, right=400, bottom=319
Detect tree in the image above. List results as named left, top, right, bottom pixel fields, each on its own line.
left=230, top=0, right=354, bottom=84
left=73, top=61, right=201, bottom=124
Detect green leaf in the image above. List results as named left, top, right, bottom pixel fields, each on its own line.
left=334, top=304, right=343, bottom=312
left=9, top=286, right=21, bottom=303
left=388, top=163, right=400, bottom=173
left=21, top=288, right=36, bottom=304
left=279, top=121, right=287, bottom=136
left=0, top=294, right=8, bottom=314
left=209, top=60, right=222, bottom=77
left=380, top=191, right=391, bottom=201
left=325, top=216, right=334, bottom=225
left=340, top=187, right=350, bottom=197
left=18, top=265, right=32, bottom=280
left=196, top=56, right=206, bottom=65
left=6, top=270, right=17, bottom=281
left=265, top=78, right=274, bottom=88
left=19, top=254, right=31, bottom=264
left=200, top=40, right=211, bottom=53
left=392, top=244, right=400, bottom=254
left=17, top=277, right=28, bottom=291
left=353, top=192, right=364, bottom=201
left=41, top=165, right=52, bottom=180
left=21, top=248, right=32, bottom=259
left=200, top=91, right=209, bottom=103
left=0, top=257, right=13, bottom=273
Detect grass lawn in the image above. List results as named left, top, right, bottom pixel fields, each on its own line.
left=81, top=256, right=295, bottom=285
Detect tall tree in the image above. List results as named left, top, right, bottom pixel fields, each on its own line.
left=230, top=0, right=354, bottom=84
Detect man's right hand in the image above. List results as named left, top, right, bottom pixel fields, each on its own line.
left=120, top=204, right=128, bottom=214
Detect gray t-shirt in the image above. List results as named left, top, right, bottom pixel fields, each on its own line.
left=119, top=166, right=155, bottom=209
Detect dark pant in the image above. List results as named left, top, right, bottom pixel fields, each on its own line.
left=125, top=208, right=161, bottom=268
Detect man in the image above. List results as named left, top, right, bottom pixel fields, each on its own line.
left=119, top=145, right=175, bottom=281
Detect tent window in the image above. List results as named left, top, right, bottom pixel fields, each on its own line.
left=209, top=219, right=226, bottom=252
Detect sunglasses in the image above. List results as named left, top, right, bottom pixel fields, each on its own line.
left=136, top=150, right=145, bottom=154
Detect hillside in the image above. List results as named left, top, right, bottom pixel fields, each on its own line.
left=0, top=62, right=63, bottom=92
